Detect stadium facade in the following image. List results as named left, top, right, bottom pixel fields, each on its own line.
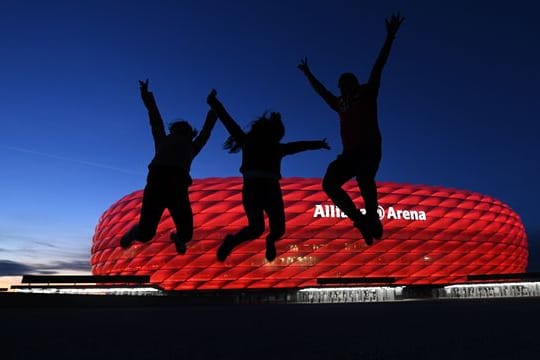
left=91, top=177, right=527, bottom=290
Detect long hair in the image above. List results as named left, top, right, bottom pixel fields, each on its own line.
left=224, top=112, right=284, bottom=153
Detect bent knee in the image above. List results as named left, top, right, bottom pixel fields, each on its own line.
left=322, top=177, right=338, bottom=195
left=249, top=224, right=265, bottom=238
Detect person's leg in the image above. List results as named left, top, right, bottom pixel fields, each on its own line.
left=322, top=156, right=360, bottom=222
left=323, top=155, right=373, bottom=244
left=234, top=180, right=266, bottom=242
left=120, top=223, right=140, bottom=248
left=217, top=179, right=265, bottom=261
left=121, top=183, right=164, bottom=248
left=168, top=184, right=193, bottom=254
left=356, top=147, right=383, bottom=239
left=356, top=176, right=378, bottom=217
left=137, top=184, right=166, bottom=242
left=264, top=181, right=285, bottom=262
left=356, top=175, right=382, bottom=238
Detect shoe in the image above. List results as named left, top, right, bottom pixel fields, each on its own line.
left=170, top=232, right=187, bottom=255
left=265, top=240, right=277, bottom=262
left=368, top=217, right=383, bottom=240
left=217, top=235, right=234, bottom=262
left=354, top=215, right=373, bottom=246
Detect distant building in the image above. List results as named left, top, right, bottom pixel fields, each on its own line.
left=91, top=177, right=527, bottom=290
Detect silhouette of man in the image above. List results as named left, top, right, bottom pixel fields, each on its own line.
left=121, top=80, right=217, bottom=253
left=298, top=13, right=404, bottom=245
left=207, top=90, right=330, bottom=261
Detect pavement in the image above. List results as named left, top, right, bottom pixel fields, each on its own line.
left=0, top=293, right=538, bottom=359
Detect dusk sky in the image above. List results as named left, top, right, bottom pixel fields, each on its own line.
left=1, top=0, right=539, bottom=277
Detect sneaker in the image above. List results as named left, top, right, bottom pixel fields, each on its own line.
left=265, top=240, right=277, bottom=262
left=354, top=215, right=373, bottom=246
left=217, top=235, right=234, bottom=262
left=170, top=232, right=187, bottom=255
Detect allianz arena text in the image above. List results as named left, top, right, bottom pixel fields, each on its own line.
left=91, top=177, right=527, bottom=290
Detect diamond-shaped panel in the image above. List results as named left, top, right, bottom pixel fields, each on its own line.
left=91, top=177, right=528, bottom=289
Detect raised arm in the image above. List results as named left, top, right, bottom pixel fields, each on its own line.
left=368, top=12, right=405, bottom=90
left=281, top=138, right=330, bottom=157
left=206, top=89, right=246, bottom=142
left=298, top=58, right=339, bottom=112
left=139, top=79, right=166, bottom=147
left=192, top=108, right=218, bottom=157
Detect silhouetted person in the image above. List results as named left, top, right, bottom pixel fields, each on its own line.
left=298, top=13, right=404, bottom=245
left=121, top=80, right=217, bottom=253
left=207, top=90, right=329, bottom=262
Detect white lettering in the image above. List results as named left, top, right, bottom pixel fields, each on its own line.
left=313, top=204, right=349, bottom=218
left=313, top=204, right=325, bottom=218
left=380, top=207, right=427, bottom=221
left=387, top=207, right=397, bottom=219
left=313, top=204, right=427, bottom=221
left=402, top=210, right=410, bottom=220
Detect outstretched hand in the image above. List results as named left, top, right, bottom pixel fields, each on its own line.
left=320, top=138, right=330, bottom=150
left=297, top=57, right=311, bottom=74
left=385, top=12, right=405, bottom=38
left=139, top=79, right=150, bottom=94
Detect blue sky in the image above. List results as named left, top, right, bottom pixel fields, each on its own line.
left=1, top=0, right=539, bottom=275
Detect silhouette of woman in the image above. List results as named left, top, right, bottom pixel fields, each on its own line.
left=207, top=90, right=329, bottom=261
left=121, top=80, right=217, bottom=254
left=298, top=13, right=405, bottom=245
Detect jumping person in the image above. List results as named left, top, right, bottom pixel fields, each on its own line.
left=298, top=13, right=404, bottom=245
left=207, top=90, right=329, bottom=262
left=121, top=80, right=218, bottom=254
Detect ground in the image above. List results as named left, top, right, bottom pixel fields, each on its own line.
left=0, top=293, right=538, bottom=359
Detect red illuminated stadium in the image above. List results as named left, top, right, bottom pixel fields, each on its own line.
left=91, top=177, right=528, bottom=290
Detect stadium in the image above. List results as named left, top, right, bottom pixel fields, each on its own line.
left=90, top=177, right=528, bottom=291
left=2, top=177, right=533, bottom=359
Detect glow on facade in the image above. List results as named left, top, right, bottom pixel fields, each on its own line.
left=91, top=177, right=527, bottom=290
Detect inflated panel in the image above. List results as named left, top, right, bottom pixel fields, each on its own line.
left=91, top=178, right=527, bottom=289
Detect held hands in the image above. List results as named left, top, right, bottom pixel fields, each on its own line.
left=207, top=88, right=218, bottom=107
left=385, top=12, right=405, bottom=38
left=297, top=57, right=311, bottom=75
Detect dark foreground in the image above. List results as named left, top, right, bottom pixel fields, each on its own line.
left=0, top=293, right=538, bottom=360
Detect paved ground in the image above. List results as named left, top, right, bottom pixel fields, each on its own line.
left=0, top=293, right=538, bottom=359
